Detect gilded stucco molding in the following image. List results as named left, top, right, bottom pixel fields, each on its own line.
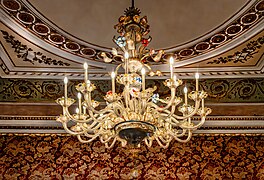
left=0, top=0, right=263, bottom=65
left=1, top=115, right=264, bottom=134
left=0, top=78, right=263, bottom=103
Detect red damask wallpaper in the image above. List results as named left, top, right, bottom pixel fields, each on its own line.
left=0, top=135, right=264, bottom=179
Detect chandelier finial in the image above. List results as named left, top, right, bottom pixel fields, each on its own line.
left=131, top=0, right=135, bottom=8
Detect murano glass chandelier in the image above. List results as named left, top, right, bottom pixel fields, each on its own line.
left=56, top=1, right=212, bottom=148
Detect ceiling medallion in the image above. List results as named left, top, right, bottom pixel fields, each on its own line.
left=56, top=1, right=211, bottom=148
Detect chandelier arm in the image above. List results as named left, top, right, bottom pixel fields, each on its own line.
left=147, top=89, right=176, bottom=112
left=72, top=118, right=94, bottom=123
left=62, top=122, right=85, bottom=135
left=85, top=92, right=115, bottom=115
left=144, top=137, right=153, bottom=147
left=128, top=98, right=135, bottom=112
left=183, top=116, right=206, bottom=130
left=84, top=121, right=102, bottom=131
left=143, top=64, right=152, bottom=72
left=86, top=93, right=103, bottom=114
left=172, top=129, right=192, bottom=143
left=164, top=118, right=180, bottom=126
left=124, top=85, right=130, bottom=109
left=87, top=110, right=102, bottom=122
left=157, top=134, right=173, bottom=144
left=73, top=121, right=99, bottom=132
left=171, top=128, right=187, bottom=137
left=117, top=136, right=127, bottom=147
left=82, top=131, right=99, bottom=138
left=140, top=97, right=148, bottom=115
left=105, top=137, right=118, bottom=149
left=77, top=134, right=99, bottom=143
left=85, top=97, right=115, bottom=119
left=100, top=135, right=114, bottom=144
left=114, top=63, right=123, bottom=75
left=112, top=101, right=127, bottom=118
left=63, top=107, right=78, bottom=122
left=160, top=100, right=201, bottom=120
left=155, top=136, right=171, bottom=148
left=86, top=110, right=115, bottom=124
left=169, top=103, right=177, bottom=116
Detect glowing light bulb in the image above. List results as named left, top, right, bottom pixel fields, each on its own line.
left=77, top=92, right=82, bottom=99
left=124, top=51, right=129, bottom=59
left=83, top=62, right=88, bottom=70
left=169, top=57, right=174, bottom=65
left=195, top=72, right=199, bottom=80
left=183, top=86, right=188, bottom=94
left=141, top=68, right=145, bottom=75
left=111, top=72, right=115, bottom=78
left=64, top=76, right=68, bottom=84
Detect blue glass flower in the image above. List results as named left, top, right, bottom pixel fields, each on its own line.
left=135, top=77, right=142, bottom=83
left=152, top=93, right=159, bottom=103
left=115, top=36, right=126, bottom=47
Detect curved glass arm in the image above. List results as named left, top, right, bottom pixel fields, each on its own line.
left=77, top=134, right=98, bottom=143
left=144, top=137, right=153, bottom=147
left=62, top=122, right=84, bottom=135
left=148, top=87, right=176, bottom=112
left=105, top=137, right=118, bottom=149
left=169, top=128, right=187, bottom=137
left=172, top=129, right=192, bottom=143
left=155, top=136, right=171, bottom=148
left=162, top=100, right=201, bottom=120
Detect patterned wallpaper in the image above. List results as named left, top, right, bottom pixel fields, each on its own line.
left=0, top=135, right=263, bottom=179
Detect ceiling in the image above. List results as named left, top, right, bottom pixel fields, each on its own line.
left=0, top=0, right=264, bottom=134
left=0, top=0, right=263, bottom=79
left=28, top=0, right=248, bottom=49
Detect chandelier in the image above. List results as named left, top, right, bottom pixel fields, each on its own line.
left=56, top=1, right=211, bottom=148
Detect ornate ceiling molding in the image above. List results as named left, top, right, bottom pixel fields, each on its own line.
left=0, top=78, right=263, bottom=103
left=0, top=0, right=264, bottom=66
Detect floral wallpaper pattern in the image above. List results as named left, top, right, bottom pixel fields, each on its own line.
left=0, top=135, right=264, bottom=179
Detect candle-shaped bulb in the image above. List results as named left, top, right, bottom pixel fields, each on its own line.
left=169, top=57, right=174, bottom=65
left=124, top=51, right=129, bottom=59
left=76, top=108, right=79, bottom=114
left=173, top=75, right=177, bottom=82
left=195, top=72, right=199, bottom=91
left=183, top=86, right=188, bottom=105
left=183, top=86, right=188, bottom=94
left=83, top=62, right=88, bottom=70
left=111, top=72, right=115, bottom=94
left=77, top=92, right=82, bottom=99
left=111, top=71, right=115, bottom=79
left=141, top=68, right=145, bottom=75
left=64, top=76, right=68, bottom=105
left=77, top=92, right=82, bottom=114
left=64, top=76, right=68, bottom=84
left=195, top=72, right=199, bottom=80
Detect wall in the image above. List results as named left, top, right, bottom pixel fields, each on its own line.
left=1, top=135, right=263, bottom=179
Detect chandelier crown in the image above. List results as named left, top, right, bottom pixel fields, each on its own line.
left=115, top=0, right=149, bottom=38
